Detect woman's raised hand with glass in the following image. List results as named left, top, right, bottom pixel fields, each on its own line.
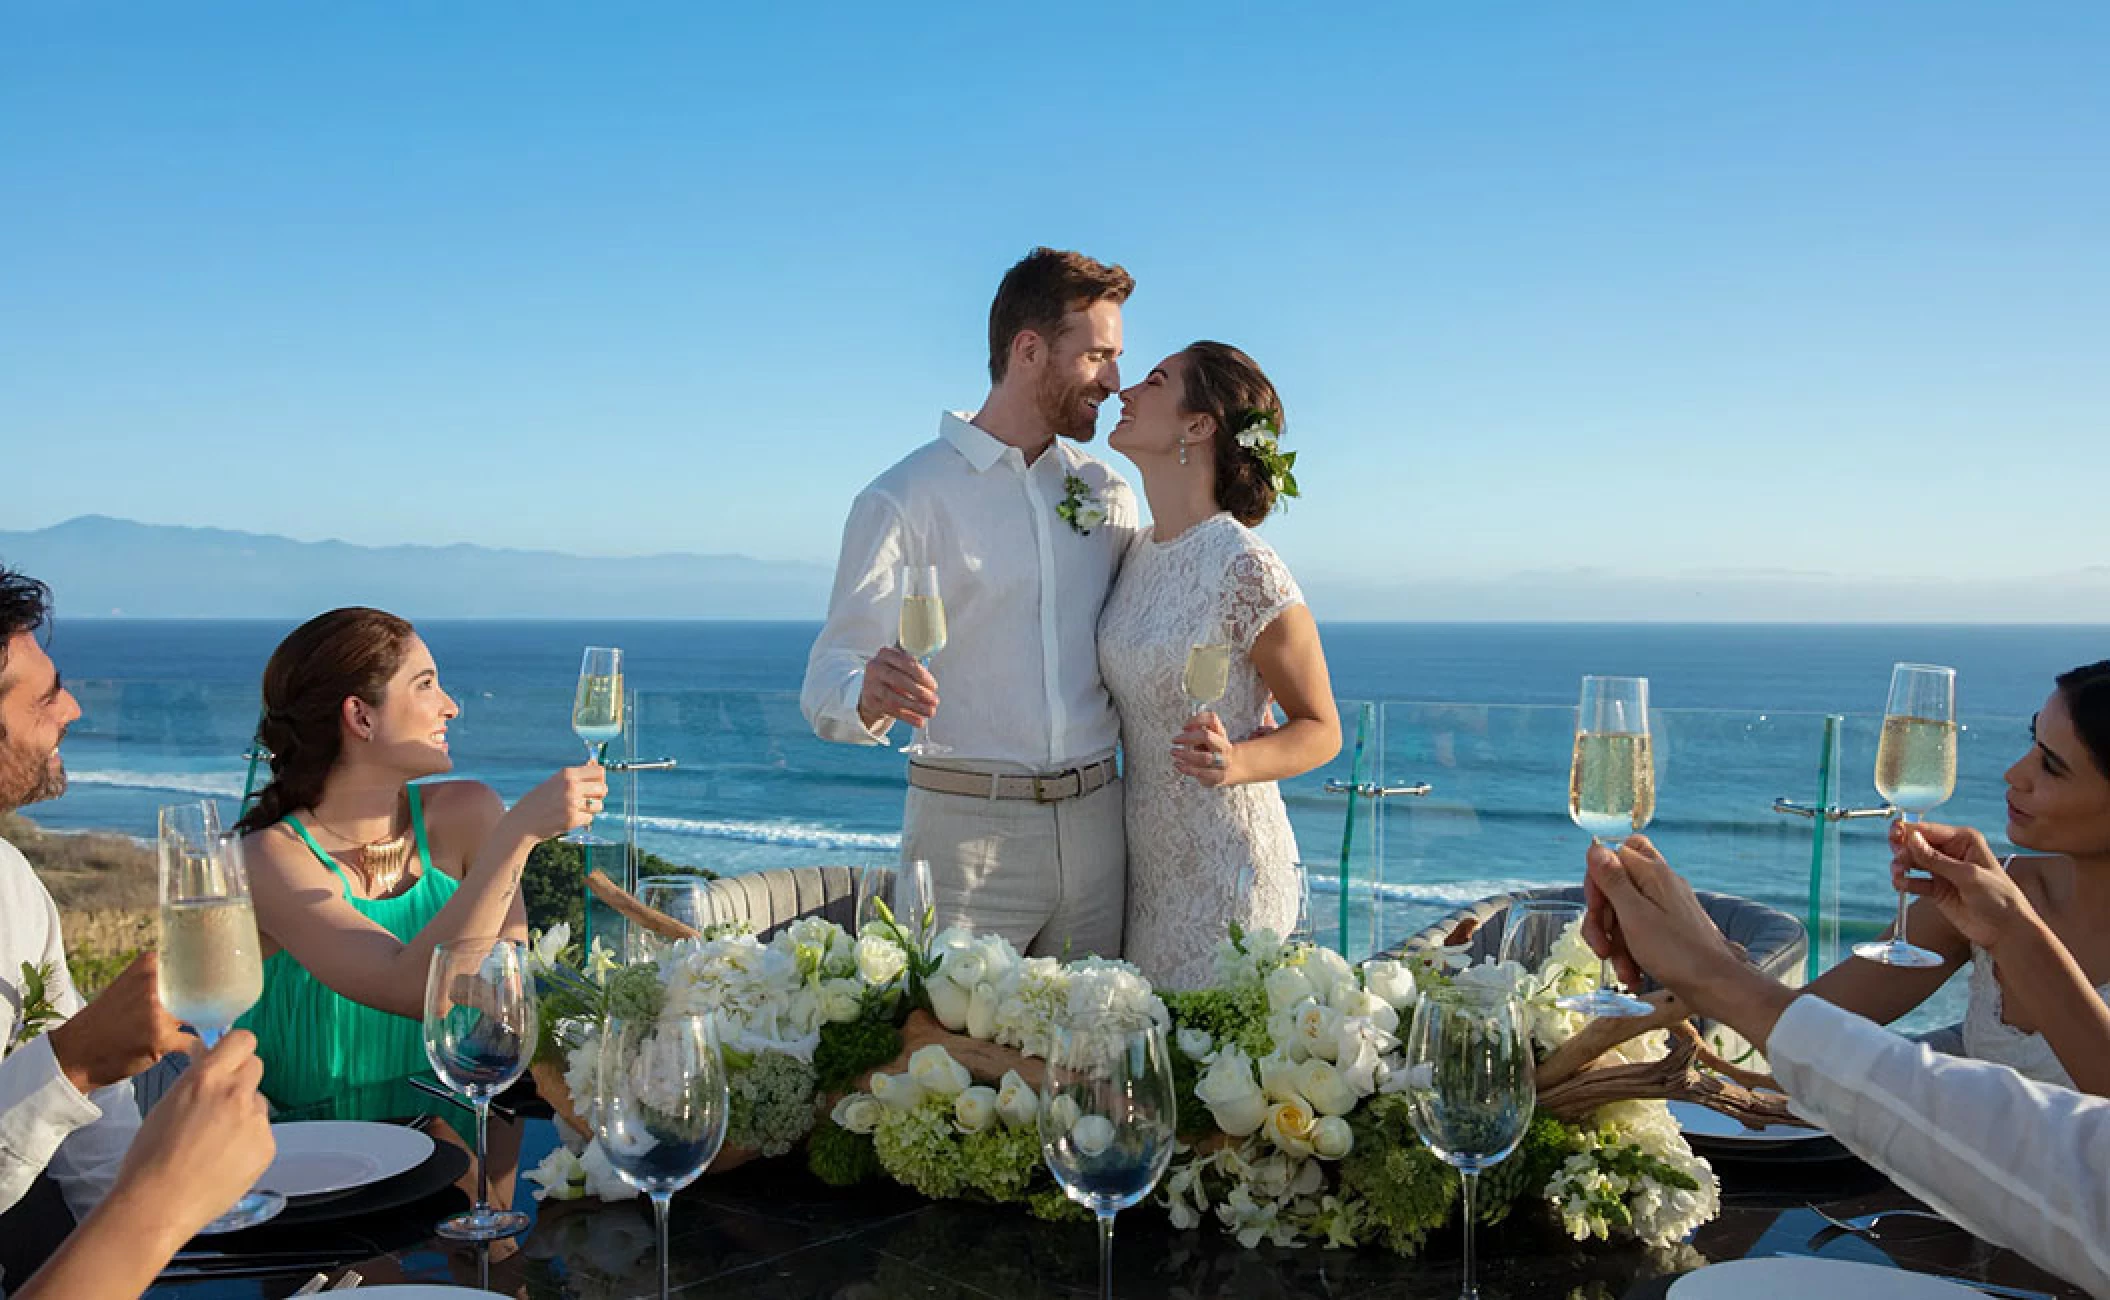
left=498, top=763, right=609, bottom=844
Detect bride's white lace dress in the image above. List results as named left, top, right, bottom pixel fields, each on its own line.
left=1960, top=943, right=2110, bottom=1088
left=1099, top=513, right=1304, bottom=990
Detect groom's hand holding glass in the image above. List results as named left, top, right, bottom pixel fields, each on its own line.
left=46, top=952, right=192, bottom=1096
left=856, top=645, right=939, bottom=735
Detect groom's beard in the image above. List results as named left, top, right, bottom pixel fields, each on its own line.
left=1038, top=369, right=1103, bottom=443
left=0, top=730, right=66, bottom=810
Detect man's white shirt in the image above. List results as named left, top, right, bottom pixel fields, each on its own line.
left=0, top=835, right=138, bottom=1229
left=1770, top=994, right=2110, bottom=1295
left=802, top=412, right=1139, bottom=770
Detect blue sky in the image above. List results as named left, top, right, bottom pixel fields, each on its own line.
left=4, top=3, right=2107, bottom=617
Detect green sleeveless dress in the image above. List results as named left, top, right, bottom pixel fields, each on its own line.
left=236, top=784, right=457, bottom=1122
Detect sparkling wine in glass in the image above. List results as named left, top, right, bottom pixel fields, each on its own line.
left=565, top=645, right=623, bottom=845
left=1855, top=662, right=1958, bottom=968
left=1560, top=675, right=1655, bottom=1017
left=593, top=1014, right=729, bottom=1300
left=424, top=937, right=537, bottom=1241
left=1404, top=985, right=1536, bottom=1300
left=156, top=799, right=282, bottom=1233
left=1181, top=641, right=1232, bottom=717
left=1039, top=1016, right=1177, bottom=1300
left=898, top=566, right=950, bottom=757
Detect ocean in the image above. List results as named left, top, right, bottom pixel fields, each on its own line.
left=31, top=619, right=2110, bottom=1030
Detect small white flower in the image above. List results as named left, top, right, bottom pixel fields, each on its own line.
left=830, top=1092, right=883, bottom=1135
left=1235, top=425, right=1275, bottom=451
left=928, top=976, right=973, bottom=1031
left=996, top=1069, right=1040, bottom=1127
left=1264, top=966, right=1316, bottom=1013
left=1312, top=1116, right=1354, bottom=1160
left=966, top=981, right=1002, bottom=1041
left=855, top=933, right=908, bottom=986
left=908, top=1044, right=973, bottom=1097
left=1048, top=1093, right=1083, bottom=1132
left=1175, top=1027, right=1215, bottom=1060
left=1257, top=1050, right=1305, bottom=1105
left=1070, top=1113, right=1116, bottom=1156
left=528, top=923, right=572, bottom=972
left=1074, top=503, right=1107, bottom=531
left=953, top=1084, right=999, bottom=1134
left=525, top=1145, right=586, bottom=1201
left=1192, top=1048, right=1268, bottom=1137
left=1262, top=1096, right=1319, bottom=1159
left=818, top=977, right=864, bottom=1024
left=1359, top=957, right=1419, bottom=1011
left=869, top=1070, right=927, bottom=1112
left=1294, top=1058, right=1359, bottom=1117
left=579, top=1138, right=643, bottom=1201
left=1291, top=1002, right=1343, bottom=1061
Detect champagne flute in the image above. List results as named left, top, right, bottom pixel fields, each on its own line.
left=1855, top=663, right=1958, bottom=968
left=156, top=799, right=282, bottom=1233
left=1181, top=641, right=1233, bottom=718
left=565, top=645, right=624, bottom=845
left=1404, top=985, right=1536, bottom=1300
left=898, top=566, right=950, bottom=757
left=1560, top=675, right=1656, bottom=1018
left=424, top=937, right=537, bottom=1240
left=1038, top=1015, right=1177, bottom=1300
left=593, top=1014, right=729, bottom=1300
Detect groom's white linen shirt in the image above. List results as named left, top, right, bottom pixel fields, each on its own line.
left=803, top=412, right=1138, bottom=769
left=0, top=835, right=139, bottom=1225
left=1768, top=994, right=2110, bottom=1295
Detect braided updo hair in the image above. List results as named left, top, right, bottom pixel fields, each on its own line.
left=1180, top=341, right=1286, bottom=527
left=234, top=607, right=416, bottom=835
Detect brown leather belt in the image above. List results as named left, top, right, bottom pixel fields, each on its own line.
left=908, top=757, right=1118, bottom=803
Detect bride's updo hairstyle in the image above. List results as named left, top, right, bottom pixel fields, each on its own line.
left=2056, top=659, right=2110, bottom=780
left=235, top=607, right=416, bottom=835
left=1180, top=340, right=1286, bottom=527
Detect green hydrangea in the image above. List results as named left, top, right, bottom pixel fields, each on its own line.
left=1027, top=1184, right=1092, bottom=1223
left=726, top=1050, right=818, bottom=1158
left=1337, top=1093, right=1459, bottom=1254
left=957, top=1119, right=1041, bottom=1202
left=1477, top=1115, right=1579, bottom=1224
left=872, top=1095, right=967, bottom=1200
left=1162, top=986, right=1272, bottom=1059
left=814, top=1014, right=903, bottom=1093
left=807, top=1118, right=884, bottom=1187
left=604, top=964, right=666, bottom=1024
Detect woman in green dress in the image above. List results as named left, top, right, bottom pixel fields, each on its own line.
left=232, top=608, right=605, bottom=1131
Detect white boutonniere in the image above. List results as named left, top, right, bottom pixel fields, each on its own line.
left=1056, top=475, right=1108, bottom=535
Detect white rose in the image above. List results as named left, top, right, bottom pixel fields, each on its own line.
left=1262, top=1097, right=1319, bottom=1159
left=928, top=976, right=973, bottom=1031
left=1192, top=1049, right=1268, bottom=1137
left=966, top=981, right=1001, bottom=1041
left=1292, top=1002, right=1343, bottom=1062
left=1359, top=958, right=1419, bottom=1011
left=1258, top=1051, right=1305, bottom=1105
left=908, top=1044, right=973, bottom=1097
left=996, top=1069, right=1040, bottom=1127
left=855, top=933, right=908, bottom=986
left=953, top=1084, right=999, bottom=1134
left=830, top=1092, right=883, bottom=1135
left=1312, top=1116, right=1354, bottom=1160
left=1070, top=1113, right=1116, bottom=1156
left=1175, top=1027, right=1215, bottom=1060
left=1048, top=1093, right=1083, bottom=1133
left=1329, top=984, right=1401, bottom=1036
left=1295, top=1059, right=1359, bottom=1117
left=818, top=977, right=864, bottom=1024
left=869, top=1070, right=927, bottom=1112
left=1332, top=1024, right=1390, bottom=1097
left=1264, top=966, right=1316, bottom=1013
left=1302, top=948, right=1355, bottom=1001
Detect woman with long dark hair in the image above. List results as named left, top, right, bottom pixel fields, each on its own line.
left=233, top=608, right=603, bottom=1119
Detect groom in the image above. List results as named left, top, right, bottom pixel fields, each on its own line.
left=801, top=247, right=1138, bottom=957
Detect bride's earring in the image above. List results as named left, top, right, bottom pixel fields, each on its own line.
left=1178, top=439, right=1189, bottom=466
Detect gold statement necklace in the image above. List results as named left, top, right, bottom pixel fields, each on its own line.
left=309, top=801, right=413, bottom=898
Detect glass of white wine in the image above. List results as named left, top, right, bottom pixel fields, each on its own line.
left=898, top=566, right=950, bottom=757
left=1181, top=641, right=1232, bottom=718
left=1404, top=985, right=1536, bottom=1300
left=423, top=937, right=537, bottom=1241
left=565, top=645, right=623, bottom=845
left=156, top=799, right=283, bottom=1233
left=1560, top=674, right=1656, bottom=1018
left=1855, top=662, right=1958, bottom=968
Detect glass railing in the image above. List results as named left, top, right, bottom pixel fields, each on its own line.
left=38, top=682, right=2028, bottom=1034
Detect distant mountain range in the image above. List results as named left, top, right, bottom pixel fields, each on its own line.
left=0, top=516, right=835, bottom=619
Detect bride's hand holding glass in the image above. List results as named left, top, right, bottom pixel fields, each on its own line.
left=1172, top=712, right=1237, bottom=787
left=495, top=764, right=608, bottom=845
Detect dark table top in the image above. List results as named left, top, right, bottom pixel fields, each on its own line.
left=143, top=1120, right=2090, bottom=1300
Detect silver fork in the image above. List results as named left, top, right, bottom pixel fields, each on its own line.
left=1807, top=1203, right=1954, bottom=1240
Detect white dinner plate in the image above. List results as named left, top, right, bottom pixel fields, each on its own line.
left=1668, top=1100, right=1825, bottom=1145
left=1670, top=1257, right=1978, bottom=1298
left=258, top=1121, right=434, bottom=1199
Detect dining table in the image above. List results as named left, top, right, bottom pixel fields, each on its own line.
left=139, top=1107, right=2089, bottom=1300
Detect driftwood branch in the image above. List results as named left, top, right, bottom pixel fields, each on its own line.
left=586, top=869, right=700, bottom=941
left=1536, top=1020, right=1805, bottom=1128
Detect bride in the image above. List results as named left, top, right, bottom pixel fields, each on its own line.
left=1098, top=341, right=1340, bottom=988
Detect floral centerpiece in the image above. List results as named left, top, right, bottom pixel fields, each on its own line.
left=523, top=879, right=1735, bottom=1254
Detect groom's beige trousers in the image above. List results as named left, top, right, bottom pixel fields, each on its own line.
left=902, top=758, right=1126, bottom=958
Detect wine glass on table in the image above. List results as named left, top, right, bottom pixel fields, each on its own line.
left=1854, top=662, right=1958, bottom=968
left=632, top=875, right=713, bottom=963
left=424, top=937, right=537, bottom=1240
left=898, top=566, right=950, bottom=757
left=1560, top=674, right=1656, bottom=1017
left=155, top=799, right=282, bottom=1233
left=593, top=1013, right=729, bottom=1300
left=566, top=645, right=623, bottom=845
left=1404, top=985, right=1536, bottom=1300
left=855, top=858, right=934, bottom=945
left=1499, top=897, right=1587, bottom=975
left=1038, top=1015, right=1177, bottom=1300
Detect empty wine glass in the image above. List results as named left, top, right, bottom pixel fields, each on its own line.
left=632, top=876, right=713, bottom=963
left=898, top=566, right=950, bottom=757
left=1404, top=985, right=1536, bottom=1300
left=1039, top=1015, right=1177, bottom=1300
left=855, top=858, right=934, bottom=944
left=1856, top=662, right=1958, bottom=968
left=1499, top=898, right=1587, bottom=972
left=593, top=1013, right=729, bottom=1300
left=1560, top=675, right=1655, bottom=1017
left=566, top=646, right=623, bottom=845
left=156, top=800, right=282, bottom=1233
left=424, top=937, right=537, bottom=1240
